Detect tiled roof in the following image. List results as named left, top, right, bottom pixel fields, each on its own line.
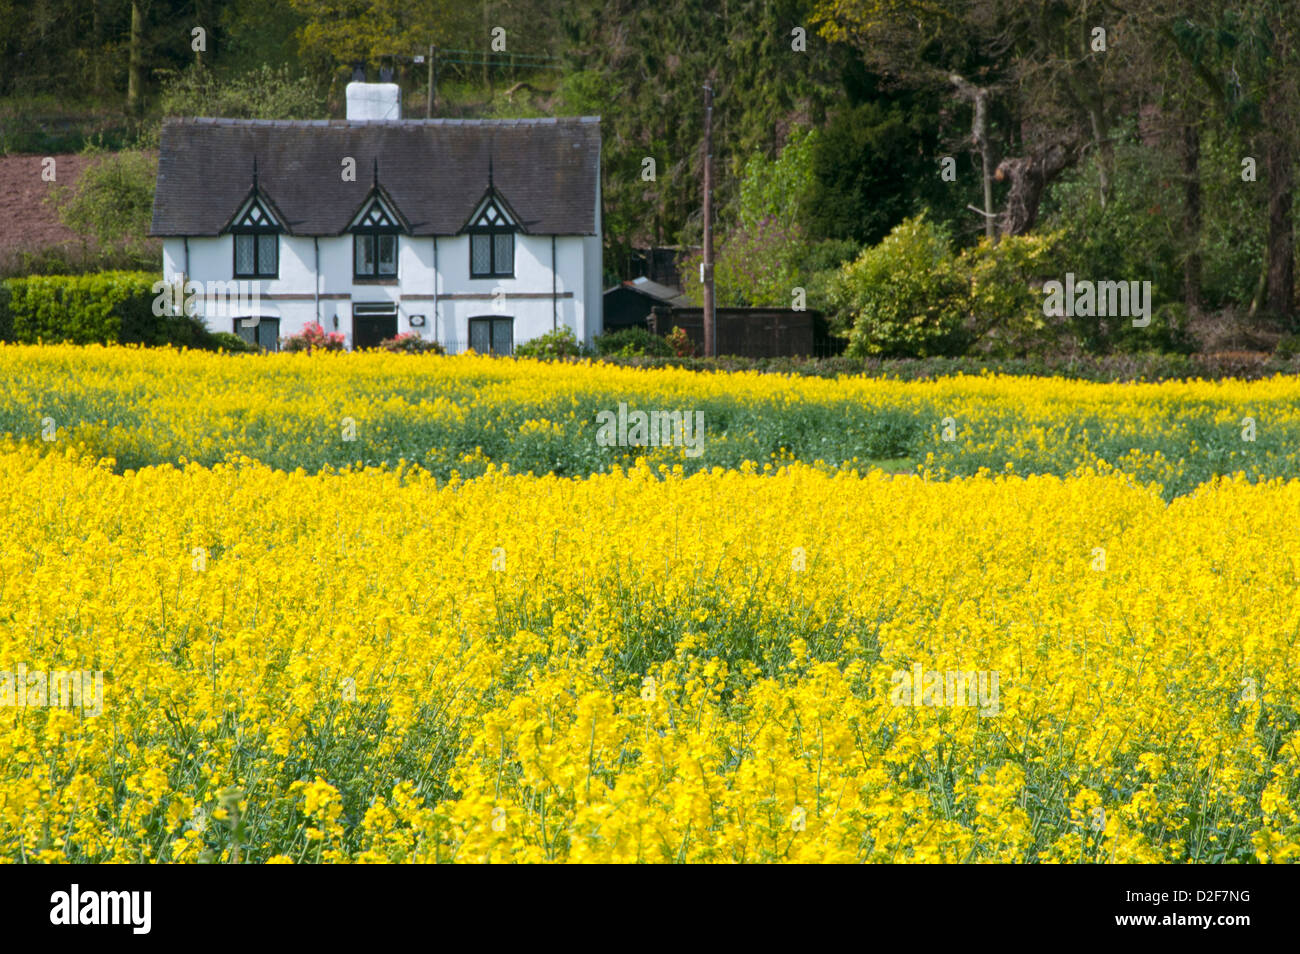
left=150, top=117, right=601, bottom=237
left=627, top=277, right=688, bottom=302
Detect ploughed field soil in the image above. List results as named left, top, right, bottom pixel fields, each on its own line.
left=0, top=153, right=91, bottom=251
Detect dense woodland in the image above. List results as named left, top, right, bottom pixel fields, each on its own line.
left=1, top=1, right=1298, bottom=357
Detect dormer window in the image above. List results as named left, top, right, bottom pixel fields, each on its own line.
left=351, top=195, right=401, bottom=281
left=467, top=197, right=515, bottom=279
left=230, top=196, right=280, bottom=278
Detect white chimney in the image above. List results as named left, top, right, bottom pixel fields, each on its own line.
left=346, top=82, right=402, bottom=120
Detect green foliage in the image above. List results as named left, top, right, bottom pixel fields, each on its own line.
left=1199, top=128, right=1269, bottom=309
left=378, top=333, right=445, bottom=354
left=681, top=217, right=808, bottom=308
left=4, top=272, right=148, bottom=343
left=48, top=149, right=158, bottom=260
left=832, top=214, right=967, bottom=358
left=594, top=327, right=673, bottom=357
left=952, top=231, right=1065, bottom=357
left=287, top=0, right=475, bottom=73
left=217, top=0, right=309, bottom=75
left=555, top=70, right=608, bottom=117
left=681, top=128, right=826, bottom=308
left=0, top=243, right=156, bottom=281
left=0, top=107, right=139, bottom=156
left=0, top=281, right=10, bottom=341
left=562, top=0, right=842, bottom=248
left=156, top=64, right=325, bottom=124
left=120, top=298, right=217, bottom=349
left=830, top=216, right=1186, bottom=359
left=738, top=127, right=819, bottom=232
left=797, top=237, right=862, bottom=275
left=514, top=327, right=584, bottom=358
left=1275, top=333, right=1300, bottom=358
left=1040, top=130, right=1182, bottom=311
left=210, top=331, right=259, bottom=353
left=796, top=238, right=862, bottom=331
left=806, top=99, right=971, bottom=247
left=0, top=271, right=218, bottom=348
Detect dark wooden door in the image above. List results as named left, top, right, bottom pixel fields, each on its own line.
left=353, top=313, right=397, bottom=350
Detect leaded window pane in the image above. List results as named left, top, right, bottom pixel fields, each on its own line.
left=355, top=235, right=374, bottom=275
left=378, top=234, right=397, bottom=275
left=257, top=233, right=277, bottom=275
left=234, top=234, right=255, bottom=275
left=257, top=319, right=280, bottom=351
left=493, top=233, right=513, bottom=275
left=492, top=317, right=513, bottom=355
left=235, top=316, right=258, bottom=345
left=469, top=318, right=491, bottom=353
left=471, top=234, right=491, bottom=276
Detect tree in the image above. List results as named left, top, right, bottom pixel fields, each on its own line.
left=813, top=0, right=1139, bottom=236
left=287, top=0, right=476, bottom=73
left=806, top=97, right=965, bottom=246
left=556, top=0, right=843, bottom=248
left=49, top=148, right=158, bottom=262
left=681, top=216, right=808, bottom=308
left=1142, top=0, right=1299, bottom=319
left=157, top=63, right=325, bottom=120
left=128, top=0, right=145, bottom=113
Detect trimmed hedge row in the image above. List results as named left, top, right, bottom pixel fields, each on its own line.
left=0, top=272, right=228, bottom=348
left=595, top=350, right=1300, bottom=382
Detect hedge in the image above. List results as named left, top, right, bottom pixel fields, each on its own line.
left=595, top=350, right=1300, bottom=382
left=0, top=271, right=220, bottom=347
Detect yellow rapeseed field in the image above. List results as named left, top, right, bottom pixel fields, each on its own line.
left=3, top=344, right=1300, bottom=496
left=1, top=437, right=1296, bottom=862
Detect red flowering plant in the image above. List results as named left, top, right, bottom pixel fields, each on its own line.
left=281, top=321, right=346, bottom=353
left=377, top=332, right=445, bottom=354
left=666, top=325, right=696, bottom=357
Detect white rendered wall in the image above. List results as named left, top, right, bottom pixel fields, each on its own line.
left=163, top=228, right=599, bottom=351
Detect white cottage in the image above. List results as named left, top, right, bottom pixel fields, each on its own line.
left=149, top=92, right=602, bottom=353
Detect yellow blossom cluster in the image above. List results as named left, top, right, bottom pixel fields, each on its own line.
left=0, top=444, right=1295, bottom=862
left=2, top=344, right=1300, bottom=494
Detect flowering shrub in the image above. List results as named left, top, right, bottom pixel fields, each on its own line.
left=281, top=321, right=346, bottom=353
left=666, top=325, right=695, bottom=357
left=378, top=333, right=444, bottom=354
left=513, top=327, right=584, bottom=358
left=830, top=213, right=968, bottom=359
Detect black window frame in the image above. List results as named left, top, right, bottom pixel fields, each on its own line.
left=351, top=198, right=402, bottom=282
left=466, top=200, right=515, bottom=279
left=230, top=198, right=280, bottom=279
left=468, top=316, right=514, bottom=355
left=233, top=315, right=280, bottom=352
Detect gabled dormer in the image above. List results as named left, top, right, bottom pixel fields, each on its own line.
left=462, top=187, right=522, bottom=279
left=349, top=168, right=407, bottom=281
left=223, top=167, right=284, bottom=279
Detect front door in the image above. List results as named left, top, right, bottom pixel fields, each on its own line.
left=352, top=305, right=398, bottom=350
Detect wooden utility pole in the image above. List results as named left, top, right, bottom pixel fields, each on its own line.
left=702, top=82, right=715, bottom=358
